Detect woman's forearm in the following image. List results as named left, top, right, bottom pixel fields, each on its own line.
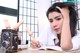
left=61, top=18, right=73, bottom=50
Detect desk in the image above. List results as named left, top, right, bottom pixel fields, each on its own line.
left=16, top=49, right=80, bottom=53
left=16, top=50, right=65, bottom=53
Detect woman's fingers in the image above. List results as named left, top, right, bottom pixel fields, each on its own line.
left=56, top=6, right=70, bottom=19
left=56, top=6, right=62, bottom=11
left=30, top=40, right=41, bottom=48
left=31, top=41, right=39, bottom=48
left=56, top=6, right=69, bottom=13
left=30, top=42, right=38, bottom=48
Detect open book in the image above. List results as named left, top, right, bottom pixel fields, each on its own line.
left=38, top=46, right=62, bottom=51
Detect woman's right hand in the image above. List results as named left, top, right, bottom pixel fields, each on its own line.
left=30, top=39, right=41, bottom=48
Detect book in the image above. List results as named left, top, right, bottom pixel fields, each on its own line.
left=38, top=46, right=62, bottom=51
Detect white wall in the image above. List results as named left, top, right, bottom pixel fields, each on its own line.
left=36, top=0, right=51, bottom=34
left=0, top=0, right=18, bottom=9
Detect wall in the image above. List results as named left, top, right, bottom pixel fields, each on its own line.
left=0, top=0, right=18, bottom=32
left=36, top=0, right=51, bottom=35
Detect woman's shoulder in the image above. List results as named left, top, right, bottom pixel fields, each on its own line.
left=74, top=30, right=80, bottom=37
left=76, top=30, right=80, bottom=35
left=71, top=30, right=80, bottom=50
left=72, top=30, right=80, bottom=40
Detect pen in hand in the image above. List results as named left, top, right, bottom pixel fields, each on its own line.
left=25, top=28, right=41, bottom=48
left=25, top=28, right=34, bottom=39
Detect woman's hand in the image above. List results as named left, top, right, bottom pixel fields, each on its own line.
left=30, top=39, right=41, bottom=48
left=56, top=6, right=70, bottom=20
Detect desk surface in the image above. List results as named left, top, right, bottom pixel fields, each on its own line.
left=16, top=50, right=65, bottom=53
left=16, top=49, right=80, bottom=53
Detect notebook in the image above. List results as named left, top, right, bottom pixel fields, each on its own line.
left=38, top=46, right=62, bottom=51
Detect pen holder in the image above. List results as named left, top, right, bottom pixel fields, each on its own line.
left=18, top=40, right=28, bottom=50
left=1, top=29, right=18, bottom=53
left=18, top=31, right=28, bottom=50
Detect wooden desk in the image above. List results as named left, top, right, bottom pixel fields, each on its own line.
left=16, top=50, right=65, bottom=53
left=16, top=49, right=80, bottom=53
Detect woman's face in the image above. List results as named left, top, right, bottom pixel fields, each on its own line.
left=48, top=12, right=63, bottom=34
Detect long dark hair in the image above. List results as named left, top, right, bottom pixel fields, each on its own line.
left=46, top=2, right=78, bottom=37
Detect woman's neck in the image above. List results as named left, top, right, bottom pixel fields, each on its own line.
left=57, top=34, right=61, bottom=46
left=57, top=34, right=61, bottom=40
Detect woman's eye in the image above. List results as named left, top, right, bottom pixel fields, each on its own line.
left=49, top=19, right=53, bottom=23
left=56, top=18, right=61, bottom=20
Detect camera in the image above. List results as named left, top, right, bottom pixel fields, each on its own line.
left=1, top=29, right=18, bottom=53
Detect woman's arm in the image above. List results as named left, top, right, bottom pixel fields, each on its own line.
left=56, top=7, right=73, bottom=51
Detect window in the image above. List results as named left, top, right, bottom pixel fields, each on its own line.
left=64, top=0, right=75, bottom=2
left=18, top=0, right=38, bottom=47
left=67, top=0, right=74, bottom=1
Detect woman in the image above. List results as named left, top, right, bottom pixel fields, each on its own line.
left=31, top=2, right=80, bottom=51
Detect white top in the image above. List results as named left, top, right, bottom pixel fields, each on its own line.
left=38, top=26, right=80, bottom=50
